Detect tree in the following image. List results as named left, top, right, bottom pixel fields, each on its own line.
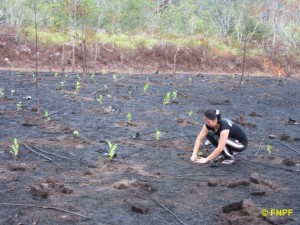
left=209, top=0, right=235, bottom=37
left=159, top=4, right=185, bottom=34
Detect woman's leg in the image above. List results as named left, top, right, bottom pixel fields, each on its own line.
left=206, top=131, right=232, bottom=158
left=206, top=131, right=219, bottom=147
left=206, top=132, right=247, bottom=164
left=225, top=138, right=247, bottom=154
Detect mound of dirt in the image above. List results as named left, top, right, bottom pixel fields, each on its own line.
left=217, top=199, right=290, bottom=225
left=28, top=177, right=73, bottom=199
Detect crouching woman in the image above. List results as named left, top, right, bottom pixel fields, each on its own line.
left=190, top=109, right=248, bottom=165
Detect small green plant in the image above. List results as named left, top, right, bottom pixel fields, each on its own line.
left=106, top=140, right=118, bottom=158
left=128, top=68, right=133, bottom=75
left=172, top=91, right=177, bottom=99
left=0, top=88, right=4, bottom=97
left=127, top=112, right=132, bottom=123
left=54, top=72, right=59, bottom=77
left=75, top=80, right=80, bottom=93
left=163, top=92, right=171, bottom=105
left=44, top=110, right=50, bottom=120
left=10, top=138, right=19, bottom=159
left=60, top=81, right=65, bottom=88
left=156, top=128, right=161, bottom=141
left=189, top=77, right=193, bottom=83
left=32, top=72, right=36, bottom=82
left=265, top=144, right=273, bottom=156
left=17, top=101, right=22, bottom=111
left=97, top=95, right=103, bottom=105
left=144, top=83, right=149, bottom=94
left=215, top=75, right=221, bottom=81
left=76, top=74, right=81, bottom=81
left=112, top=74, right=118, bottom=81
left=73, top=130, right=80, bottom=137
left=90, top=72, right=95, bottom=80
left=188, top=111, right=193, bottom=116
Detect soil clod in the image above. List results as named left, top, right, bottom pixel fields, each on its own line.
left=131, top=203, right=149, bottom=214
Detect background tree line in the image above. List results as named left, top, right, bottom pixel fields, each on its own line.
left=0, top=0, right=299, bottom=75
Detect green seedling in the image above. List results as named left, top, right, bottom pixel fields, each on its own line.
left=91, top=72, right=95, bottom=80
left=144, top=83, right=149, bottom=94
left=0, top=88, right=4, bottom=97
left=54, top=72, right=59, bottom=77
left=75, top=81, right=80, bottom=93
left=106, top=140, right=118, bottom=159
left=127, top=112, right=132, bottom=123
left=216, top=75, right=221, bottom=81
left=73, top=130, right=80, bottom=137
left=189, top=77, right=193, bottom=83
left=60, top=81, right=65, bottom=88
left=32, top=72, right=36, bottom=82
left=97, top=95, right=103, bottom=105
left=10, top=138, right=19, bottom=159
left=112, top=74, right=118, bottom=81
left=265, top=144, right=273, bottom=156
left=188, top=111, right=193, bottom=116
left=76, top=74, right=81, bottom=81
left=163, top=92, right=171, bottom=105
left=44, top=110, right=50, bottom=120
left=156, top=128, right=161, bottom=141
left=172, top=91, right=177, bottom=100
left=17, top=101, right=22, bottom=111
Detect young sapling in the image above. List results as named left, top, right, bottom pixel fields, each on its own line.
left=127, top=112, right=132, bottom=123
left=163, top=92, right=171, bottom=105
left=172, top=91, right=177, bottom=100
left=106, top=140, right=118, bottom=158
left=44, top=110, right=50, bottom=120
left=91, top=72, right=95, bottom=80
left=265, top=144, right=273, bottom=156
left=97, top=95, right=103, bottom=105
left=144, top=83, right=149, bottom=94
left=73, top=130, right=80, bottom=137
left=10, top=138, right=19, bottom=159
left=17, top=101, right=22, bottom=111
left=156, top=128, right=161, bottom=141
left=75, top=81, right=80, bottom=93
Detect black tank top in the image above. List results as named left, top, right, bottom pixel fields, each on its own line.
left=206, top=118, right=248, bottom=144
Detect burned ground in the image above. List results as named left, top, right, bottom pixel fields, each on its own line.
left=0, top=71, right=299, bottom=225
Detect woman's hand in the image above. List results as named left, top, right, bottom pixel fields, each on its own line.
left=194, top=157, right=208, bottom=164
left=190, top=154, right=198, bottom=162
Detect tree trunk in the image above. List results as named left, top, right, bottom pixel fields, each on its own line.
left=81, top=38, right=87, bottom=83
left=34, top=8, right=40, bottom=115
left=239, top=38, right=247, bottom=87
left=61, top=44, right=65, bottom=76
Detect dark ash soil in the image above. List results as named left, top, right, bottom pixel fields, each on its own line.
left=0, top=70, right=299, bottom=225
